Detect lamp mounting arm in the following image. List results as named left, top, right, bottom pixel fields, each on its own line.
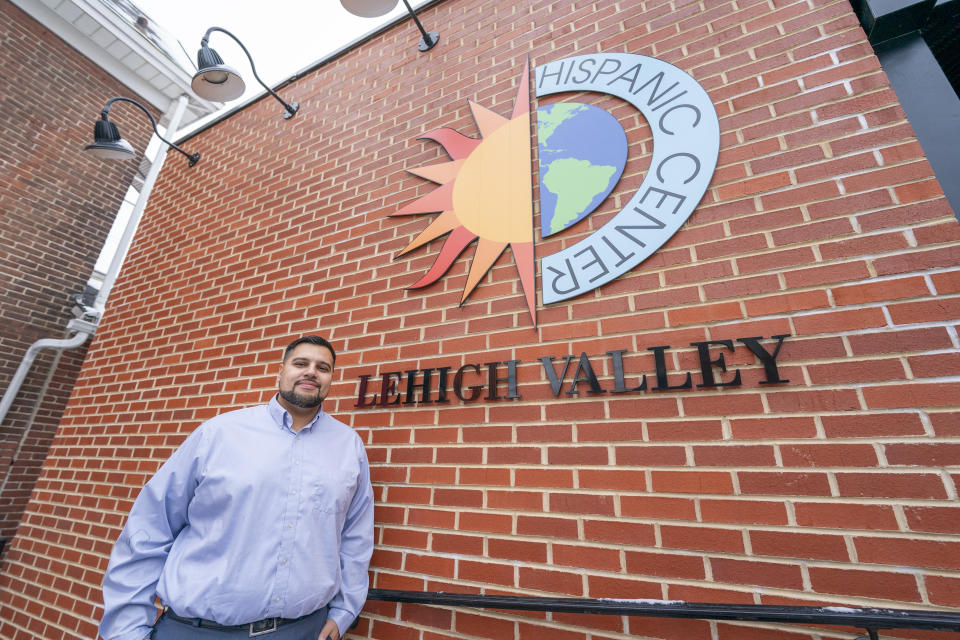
left=401, top=0, right=438, bottom=51
left=201, top=27, right=299, bottom=118
left=102, top=97, right=200, bottom=166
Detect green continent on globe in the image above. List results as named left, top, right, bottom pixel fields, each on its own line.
left=537, top=103, right=587, bottom=146
left=542, top=158, right=617, bottom=234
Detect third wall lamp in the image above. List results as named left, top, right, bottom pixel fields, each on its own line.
left=192, top=27, right=299, bottom=119
left=84, top=96, right=200, bottom=167
left=341, top=0, right=439, bottom=52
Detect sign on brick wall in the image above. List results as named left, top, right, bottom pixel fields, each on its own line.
left=355, top=334, right=789, bottom=407
left=390, top=53, right=720, bottom=327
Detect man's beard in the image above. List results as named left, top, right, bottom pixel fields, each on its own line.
left=279, top=386, right=324, bottom=408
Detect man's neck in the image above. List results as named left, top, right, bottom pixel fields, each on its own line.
left=276, top=395, right=322, bottom=432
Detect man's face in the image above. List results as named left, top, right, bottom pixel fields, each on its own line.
left=277, top=343, right=334, bottom=409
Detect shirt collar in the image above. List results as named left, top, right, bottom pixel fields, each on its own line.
left=268, top=394, right=325, bottom=433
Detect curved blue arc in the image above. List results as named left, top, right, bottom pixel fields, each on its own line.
left=535, top=53, right=721, bottom=305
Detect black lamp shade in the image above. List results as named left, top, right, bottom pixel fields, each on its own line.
left=192, top=45, right=245, bottom=101
left=84, top=117, right=135, bottom=160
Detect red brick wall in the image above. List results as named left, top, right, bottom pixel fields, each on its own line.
left=0, top=3, right=154, bottom=544
left=2, top=0, right=958, bottom=638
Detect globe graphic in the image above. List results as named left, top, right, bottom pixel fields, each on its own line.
left=536, top=102, right=628, bottom=238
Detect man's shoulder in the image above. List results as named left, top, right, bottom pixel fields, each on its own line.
left=319, top=412, right=365, bottom=445
left=198, top=403, right=271, bottom=433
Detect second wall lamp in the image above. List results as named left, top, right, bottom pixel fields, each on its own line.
left=192, top=27, right=299, bottom=119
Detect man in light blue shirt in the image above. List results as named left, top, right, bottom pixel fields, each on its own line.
left=99, top=336, right=374, bottom=640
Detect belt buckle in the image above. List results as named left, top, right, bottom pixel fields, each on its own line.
left=249, top=618, right=278, bottom=637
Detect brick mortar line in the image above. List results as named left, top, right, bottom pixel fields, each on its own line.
left=76, top=308, right=960, bottom=362
left=372, top=494, right=960, bottom=509
left=366, top=568, right=951, bottom=610
left=54, top=433, right=959, bottom=449
left=357, top=609, right=843, bottom=640
left=375, top=517, right=960, bottom=541
left=375, top=560, right=960, bottom=592
left=87, top=238, right=960, bottom=326
left=356, top=608, right=945, bottom=640
left=18, top=490, right=960, bottom=512
left=46, top=405, right=960, bottom=430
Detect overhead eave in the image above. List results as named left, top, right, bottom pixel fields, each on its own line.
left=10, top=0, right=218, bottom=127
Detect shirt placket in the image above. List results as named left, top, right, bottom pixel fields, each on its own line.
left=269, top=425, right=303, bottom=616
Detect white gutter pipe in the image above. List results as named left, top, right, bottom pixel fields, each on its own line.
left=0, top=94, right=190, bottom=427
left=0, top=318, right=96, bottom=426
left=95, top=94, right=190, bottom=311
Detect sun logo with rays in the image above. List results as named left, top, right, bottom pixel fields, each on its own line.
left=390, top=62, right=537, bottom=325
left=390, top=53, right=722, bottom=329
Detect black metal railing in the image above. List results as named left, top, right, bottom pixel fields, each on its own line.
left=368, top=589, right=960, bottom=640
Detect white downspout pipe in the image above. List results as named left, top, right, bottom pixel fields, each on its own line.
left=0, top=319, right=97, bottom=427
left=95, top=94, right=190, bottom=311
left=0, top=94, right=191, bottom=427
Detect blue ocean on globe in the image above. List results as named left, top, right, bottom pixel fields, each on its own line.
left=536, top=102, right=628, bottom=238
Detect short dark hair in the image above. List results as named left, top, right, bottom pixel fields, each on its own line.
left=283, top=335, right=336, bottom=366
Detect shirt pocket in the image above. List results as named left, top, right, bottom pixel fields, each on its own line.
left=310, top=475, right=337, bottom=514
left=310, top=469, right=357, bottom=517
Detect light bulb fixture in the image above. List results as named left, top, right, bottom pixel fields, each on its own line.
left=84, top=97, right=200, bottom=167
left=192, top=27, right=299, bottom=119
left=341, top=0, right=439, bottom=52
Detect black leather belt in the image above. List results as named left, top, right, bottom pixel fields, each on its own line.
left=164, top=610, right=315, bottom=637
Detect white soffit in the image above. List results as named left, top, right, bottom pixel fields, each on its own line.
left=10, top=0, right=218, bottom=126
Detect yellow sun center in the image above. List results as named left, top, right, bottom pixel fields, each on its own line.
left=453, top=116, right=533, bottom=244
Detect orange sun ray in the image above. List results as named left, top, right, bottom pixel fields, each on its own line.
left=408, top=226, right=477, bottom=289
left=418, top=128, right=481, bottom=159
left=398, top=211, right=460, bottom=256
left=510, top=241, right=536, bottom=325
left=461, top=238, right=509, bottom=303
left=511, top=57, right=530, bottom=119
left=390, top=182, right=453, bottom=217
left=407, top=160, right=464, bottom=184
left=469, top=101, right=509, bottom=137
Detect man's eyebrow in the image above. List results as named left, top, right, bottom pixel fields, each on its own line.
left=291, top=357, right=332, bottom=366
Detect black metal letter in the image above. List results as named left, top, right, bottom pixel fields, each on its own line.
left=738, top=335, right=791, bottom=384
left=538, top=355, right=577, bottom=396
left=485, top=360, right=521, bottom=400
left=453, top=364, right=483, bottom=402
left=436, top=366, right=451, bottom=403
left=607, top=349, right=647, bottom=393
left=404, top=368, right=434, bottom=404
left=566, top=353, right=607, bottom=396
left=691, top=340, right=742, bottom=388
left=355, top=374, right=378, bottom=408
left=379, top=371, right=403, bottom=405
left=648, top=345, right=692, bottom=390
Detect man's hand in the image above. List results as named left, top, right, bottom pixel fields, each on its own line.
left=318, top=618, right=340, bottom=640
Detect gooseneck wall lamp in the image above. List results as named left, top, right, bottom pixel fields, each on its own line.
left=341, top=0, right=439, bottom=52
left=192, top=27, right=299, bottom=119
left=85, top=97, right=200, bottom=166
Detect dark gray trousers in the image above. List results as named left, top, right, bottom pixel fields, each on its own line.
left=151, top=607, right=330, bottom=640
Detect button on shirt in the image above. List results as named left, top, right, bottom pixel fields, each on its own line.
left=99, top=397, right=374, bottom=640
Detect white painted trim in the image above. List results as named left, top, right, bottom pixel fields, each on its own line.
left=71, top=0, right=193, bottom=84
left=9, top=0, right=218, bottom=121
